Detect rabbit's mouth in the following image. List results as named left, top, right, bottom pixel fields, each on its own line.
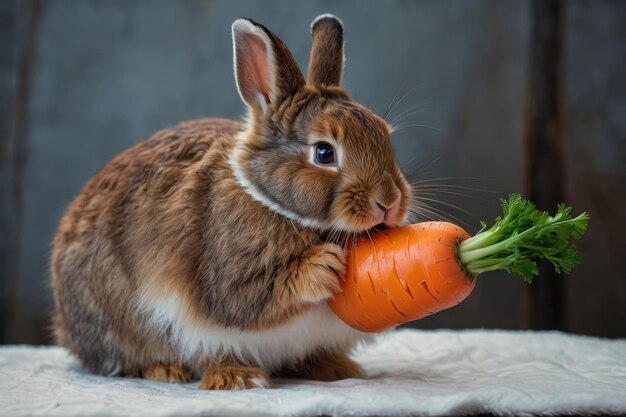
left=322, top=223, right=390, bottom=248
left=368, top=223, right=389, bottom=234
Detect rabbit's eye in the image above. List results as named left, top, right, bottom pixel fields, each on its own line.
left=314, top=142, right=336, bottom=166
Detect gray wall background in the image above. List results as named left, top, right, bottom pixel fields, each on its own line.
left=2, top=0, right=625, bottom=343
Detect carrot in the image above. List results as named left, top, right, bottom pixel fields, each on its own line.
left=328, top=194, right=589, bottom=332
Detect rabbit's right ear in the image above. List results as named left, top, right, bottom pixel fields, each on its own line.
left=232, top=18, right=305, bottom=116
left=307, top=14, right=344, bottom=86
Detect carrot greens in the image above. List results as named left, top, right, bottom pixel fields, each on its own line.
left=458, top=194, right=589, bottom=283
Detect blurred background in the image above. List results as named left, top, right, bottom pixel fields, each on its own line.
left=1, top=0, right=624, bottom=344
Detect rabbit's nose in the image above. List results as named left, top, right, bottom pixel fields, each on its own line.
left=382, top=200, right=402, bottom=226
left=375, top=201, right=388, bottom=212
left=373, top=183, right=402, bottom=226
left=374, top=181, right=401, bottom=210
left=375, top=196, right=400, bottom=212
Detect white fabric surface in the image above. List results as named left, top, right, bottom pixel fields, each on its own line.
left=1, top=329, right=625, bottom=417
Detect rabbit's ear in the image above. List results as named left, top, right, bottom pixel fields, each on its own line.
left=232, top=18, right=305, bottom=115
left=307, top=14, right=344, bottom=87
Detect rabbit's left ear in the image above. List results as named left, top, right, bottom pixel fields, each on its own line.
left=232, top=18, right=305, bottom=115
left=307, top=14, right=344, bottom=87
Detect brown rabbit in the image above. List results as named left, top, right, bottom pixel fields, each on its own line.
left=51, top=14, right=411, bottom=390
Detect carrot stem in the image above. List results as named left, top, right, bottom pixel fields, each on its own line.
left=456, top=194, right=588, bottom=283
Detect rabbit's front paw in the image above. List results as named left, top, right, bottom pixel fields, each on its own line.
left=295, top=243, right=346, bottom=304
left=142, top=363, right=192, bottom=383
left=200, top=365, right=271, bottom=390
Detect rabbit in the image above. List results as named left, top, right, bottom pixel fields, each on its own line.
left=51, top=14, right=412, bottom=390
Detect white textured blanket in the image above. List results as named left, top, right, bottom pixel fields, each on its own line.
left=1, top=329, right=625, bottom=417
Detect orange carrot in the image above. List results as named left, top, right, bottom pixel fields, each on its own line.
left=328, top=194, right=588, bottom=332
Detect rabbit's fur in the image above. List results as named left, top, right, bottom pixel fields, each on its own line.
left=51, top=15, right=411, bottom=390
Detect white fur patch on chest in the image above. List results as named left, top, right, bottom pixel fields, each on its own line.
left=137, top=295, right=371, bottom=373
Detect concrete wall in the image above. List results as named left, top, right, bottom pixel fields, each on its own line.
left=4, top=0, right=625, bottom=343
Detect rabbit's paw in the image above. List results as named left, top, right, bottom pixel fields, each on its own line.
left=294, top=243, right=346, bottom=304
left=298, top=349, right=365, bottom=381
left=143, top=363, right=191, bottom=383
left=199, top=365, right=271, bottom=390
